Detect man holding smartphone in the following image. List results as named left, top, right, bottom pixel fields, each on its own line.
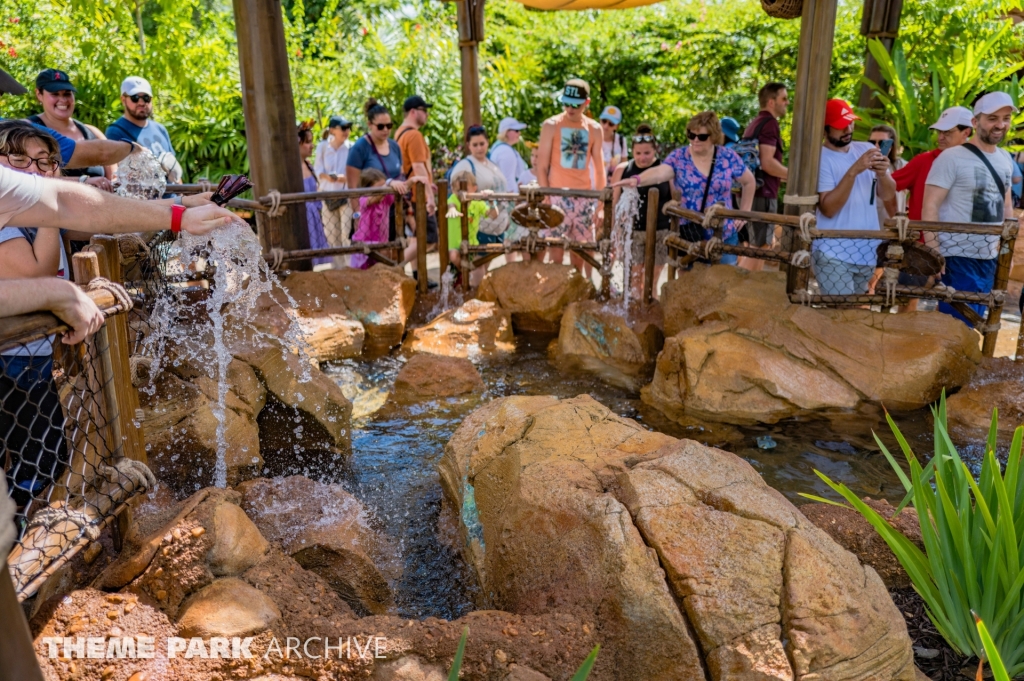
left=812, top=99, right=897, bottom=296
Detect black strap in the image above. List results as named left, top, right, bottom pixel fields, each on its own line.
left=742, top=115, right=771, bottom=143
left=699, top=146, right=718, bottom=213
left=962, top=142, right=1007, bottom=199
left=396, top=127, right=412, bottom=142
left=366, top=135, right=398, bottom=180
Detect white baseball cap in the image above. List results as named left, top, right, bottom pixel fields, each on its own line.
left=973, top=91, right=1018, bottom=116
left=498, top=117, right=527, bottom=135
left=930, top=106, right=974, bottom=131
left=121, top=76, right=153, bottom=97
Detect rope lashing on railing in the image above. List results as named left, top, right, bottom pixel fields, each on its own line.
left=460, top=241, right=469, bottom=256
left=703, top=236, right=722, bottom=261
left=97, top=457, right=157, bottom=493
left=398, top=236, right=409, bottom=250
left=25, top=507, right=101, bottom=542
left=795, top=288, right=813, bottom=306
left=524, top=184, right=540, bottom=206
left=978, top=321, right=1002, bottom=334
left=129, top=355, right=153, bottom=387
left=526, top=232, right=537, bottom=254
left=882, top=242, right=906, bottom=307
left=702, top=203, right=723, bottom=230
left=86, top=278, right=134, bottom=313
left=894, top=213, right=911, bottom=242
left=1003, top=219, right=1016, bottom=240
left=931, top=282, right=956, bottom=302
left=268, top=247, right=286, bottom=271
left=267, top=189, right=286, bottom=218
left=790, top=250, right=811, bottom=268
left=117, top=233, right=151, bottom=261
left=362, top=243, right=371, bottom=254
left=783, top=193, right=819, bottom=206
left=598, top=239, right=612, bottom=278
left=882, top=267, right=900, bottom=307
left=199, top=178, right=212, bottom=194
left=798, top=212, right=816, bottom=243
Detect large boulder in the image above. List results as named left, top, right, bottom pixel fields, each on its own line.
left=139, top=353, right=266, bottom=488
left=440, top=394, right=707, bottom=680
left=404, top=299, right=515, bottom=358
left=236, top=476, right=393, bottom=615
left=176, top=577, right=281, bottom=638
left=282, top=267, right=416, bottom=352
left=947, top=357, right=1024, bottom=442
left=477, top=261, right=595, bottom=333
left=646, top=266, right=981, bottom=424
left=391, top=353, right=484, bottom=403
left=296, top=313, right=365, bottom=363
left=247, top=289, right=364, bottom=363
left=801, top=498, right=923, bottom=590
left=552, top=301, right=664, bottom=390
left=442, top=396, right=916, bottom=680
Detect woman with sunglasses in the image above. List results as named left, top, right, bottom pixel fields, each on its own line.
left=345, top=99, right=416, bottom=265
left=613, top=111, right=754, bottom=265
left=450, top=125, right=509, bottom=246
left=609, top=124, right=673, bottom=299
left=28, top=69, right=113, bottom=188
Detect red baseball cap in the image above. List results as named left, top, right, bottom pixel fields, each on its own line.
left=824, top=99, right=860, bottom=129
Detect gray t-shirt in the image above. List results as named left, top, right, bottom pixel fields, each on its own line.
left=926, top=144, right=1014, bottom=259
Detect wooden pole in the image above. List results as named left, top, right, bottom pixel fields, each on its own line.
left=438, top=180, right=450, bottom=277
left=0, top=561, right=44, bottom=681
left=643, top=188, right=659, bottom=306
left=666, top=213, right=679, bottom=282
left=981, top=220, right=1016, bottom=357
left=456, top=0, right=483, bottom=130
left=857, top=0, right=903, bottom=110
left=415, top=182, right=429, bottom=293
left=231, top=0, right=310, bottom=268
left=785, top=0, right=839, bottom=295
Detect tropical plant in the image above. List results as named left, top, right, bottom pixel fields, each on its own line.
left=802, top=395, right=1024, bottom=674
left=976, top=612, right=1012, bottom=681
left=446, top=627, right=600, bottom=679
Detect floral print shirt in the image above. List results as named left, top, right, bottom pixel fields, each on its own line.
left=664, top=145, right=746, bottom=239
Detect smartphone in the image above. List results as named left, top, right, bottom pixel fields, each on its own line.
left=877, top=138, right=893, bottom=157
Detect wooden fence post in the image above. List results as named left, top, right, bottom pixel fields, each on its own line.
left=415, top=182, right=429, bottom=293
left=459, top=179, right=471, bottom=293
left=438, top=180, right=450, bottom=278
left=981, top=219, right=1017, bottom=357
left=643, top=187, right=660, bottom=306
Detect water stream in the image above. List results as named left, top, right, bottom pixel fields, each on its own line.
left=611, top=187, right=641, bottom=311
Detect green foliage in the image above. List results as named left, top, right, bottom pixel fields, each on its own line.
left=976, top=612, right=1012, bottom=681
left=445, top=627, right=599, bottom=679
left=802, top=394, right=1024, bottom=674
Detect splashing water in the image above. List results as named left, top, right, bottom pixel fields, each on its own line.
left=612, top=187, right=641, bottom=313
left=429, top=270, right=462, bottom=318
left=115, top=149, right=167, bottom=200
left=141, top=219, right=311, bottom=488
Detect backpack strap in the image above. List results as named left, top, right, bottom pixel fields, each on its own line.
left=962, top=142, right=1007, bottom=199
left=699, top=147, right=718, bottom=214
left=742, top=115, right=772, bottom=143
left=396, top=126, right=413, bottom=142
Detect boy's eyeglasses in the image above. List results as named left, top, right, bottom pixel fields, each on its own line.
left=128, top=94, right=152, bottom=104
left=374, top=122, right=394, bottom=131
left=2, top=154, right=58, bottom=172
left=686, top=131, right=711, bottom=142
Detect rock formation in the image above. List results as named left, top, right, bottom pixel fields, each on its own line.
left=405, top=299, right=515, bottom=359
left=476, top=262, right=595, bottom=333
left=645, top=266, right=981, bottom=424
left=946, top=357, right=1024, bottom=442
left=391, top=353, right=485, bottom=403
left=440, top=395, right=917, bottom=680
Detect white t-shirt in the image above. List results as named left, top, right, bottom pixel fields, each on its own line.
left=602, top=134, right=628, bottom=170
left=0, top=165, right=43, bottom=229
left=314, top=139, right=352, bottom=192
left=452, top=156, right=509, bottom=236
left=815, top=141, right=884, bottom=266
left=0, top=226, right=69, bottom=356
left=925, top=143, right=1014, bottom=260
left=489, top=142, right=530, bottom=194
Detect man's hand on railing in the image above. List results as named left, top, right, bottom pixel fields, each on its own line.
left=56, top=282, right=105, bottom=345
left=0, top=279, right=105, bottom=345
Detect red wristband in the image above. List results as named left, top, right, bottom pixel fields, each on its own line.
left=170, top=204, right=185, bottom=234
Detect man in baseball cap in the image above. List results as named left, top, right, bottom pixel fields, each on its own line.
left=813, top=98, right=896, bottom=296
left=558, top=78, right=590, bottom=107
left=923, top=92, right=1019, bottom=327
left=394, top=94, right=438, bottom=251
left=106, top=76, right=176, bottom=165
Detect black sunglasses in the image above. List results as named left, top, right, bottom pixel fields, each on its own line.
left=632, top=134, right=656, bottom=144
left=686, top=131, right=711, bottom=141
left=128, top=94, right=152, bottom=104
left=374, top=122, right=394, bottom=131
left=340, top=125, right=352, bottom=131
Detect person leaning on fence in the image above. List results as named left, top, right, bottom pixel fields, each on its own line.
left=610, top=124, right=674, bottom=299
left=613, top=111, right=755, bottom=267
left=922, top=92, right=1018, bottom=328
left=737, top=82, right=789, bottom=272
left=451, top=125, right=509, bottom=247
left=491, top=117, right=534, bottom=262
left=812, top=99, right=896, bottom=297
left=447, top=169, right=497, bottom=288
left=395, top=95, right=439, bottom=258
left=297, top=121, right=331, bottom=268
left=345, top=99, right=418, bottom=269
left=314, top=115, right=354, bottom=265
left=535, top=78, right=606, bottom=273
left=350, top=168, right=423, bottom=270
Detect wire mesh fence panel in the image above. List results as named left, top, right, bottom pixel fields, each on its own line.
left=2, top=310, right=152, bottom=600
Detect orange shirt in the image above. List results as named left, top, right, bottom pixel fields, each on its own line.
left=545, top=113, right=604, bottom=189
left=395, top=125, right=430, bottom=177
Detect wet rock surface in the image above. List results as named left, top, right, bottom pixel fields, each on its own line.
left=405, top=299, right=515, bottom=359
left=476, top=262, right=595, bottom=333
left=646, top=266, right=981, bottom=425
left=946, top=357, right=1024, bottom=441
left=391, top=353, right=484, bottom=403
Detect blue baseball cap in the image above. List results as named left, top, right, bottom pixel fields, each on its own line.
left=36, top=69, right=77, bottom=94
left=558, top=79, right=590, bottom=107
left=721, top=117, right=741, bottom=144
left=599, top=106, right=622, bottom=125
